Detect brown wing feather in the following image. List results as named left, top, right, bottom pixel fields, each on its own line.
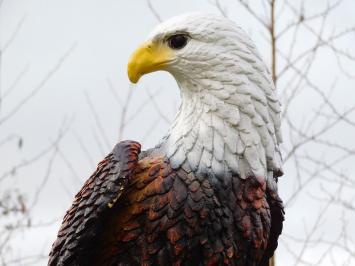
left=48, top=140, right=141, bottom=266
left=95, top=158, right=274, bottom=266
left=260, top=176, right=285, bottom=266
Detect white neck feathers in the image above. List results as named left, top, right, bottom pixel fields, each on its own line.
left=161, top=76, right=282, bottom=179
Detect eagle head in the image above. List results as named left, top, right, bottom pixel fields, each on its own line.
left=127, top=13, right=283, bottom=180
left=128, top=12, right=258, bottom=86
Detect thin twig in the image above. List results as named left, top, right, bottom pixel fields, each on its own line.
left=147, top=0, right=162, bottom=22
left=0, top=43, right=76, bottom=125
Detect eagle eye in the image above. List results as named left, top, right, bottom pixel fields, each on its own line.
left=167, top=34, right=188, bottom=50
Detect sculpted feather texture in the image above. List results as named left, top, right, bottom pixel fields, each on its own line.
left=49, top=12, right=284, bottom=266
left=157, top=13, right=283, bottom=180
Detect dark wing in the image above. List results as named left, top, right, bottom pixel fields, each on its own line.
left=260, top=174, right=285, bottom=266
left=48, top=140, right=141, bottom=266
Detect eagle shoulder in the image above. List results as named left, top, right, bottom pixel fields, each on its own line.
left=48, top=140, right=141, bottom=266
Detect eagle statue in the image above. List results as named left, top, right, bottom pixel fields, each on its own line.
left=49, top=13, right=284, bottom=266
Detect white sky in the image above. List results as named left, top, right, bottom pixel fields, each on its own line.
left=1, top=0, right=355, bottom=265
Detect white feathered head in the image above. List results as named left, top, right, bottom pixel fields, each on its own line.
left=128, top=13, right=283, bottom=179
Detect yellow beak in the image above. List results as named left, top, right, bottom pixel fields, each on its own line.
left=127, top=41, right=173, bottom=83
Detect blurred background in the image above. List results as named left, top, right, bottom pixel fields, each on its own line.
left=1, top=0, right=355, bottom=265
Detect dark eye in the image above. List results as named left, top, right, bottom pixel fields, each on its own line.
left=167, top=34, right=189, bottom=50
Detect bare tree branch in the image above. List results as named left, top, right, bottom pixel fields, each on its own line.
left=0, top=43, right=76, bottom=125
left=147, top=0, right=162, bottom=22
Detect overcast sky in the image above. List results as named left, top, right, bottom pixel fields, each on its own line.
left=1, top=1, right=355, bottom=265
